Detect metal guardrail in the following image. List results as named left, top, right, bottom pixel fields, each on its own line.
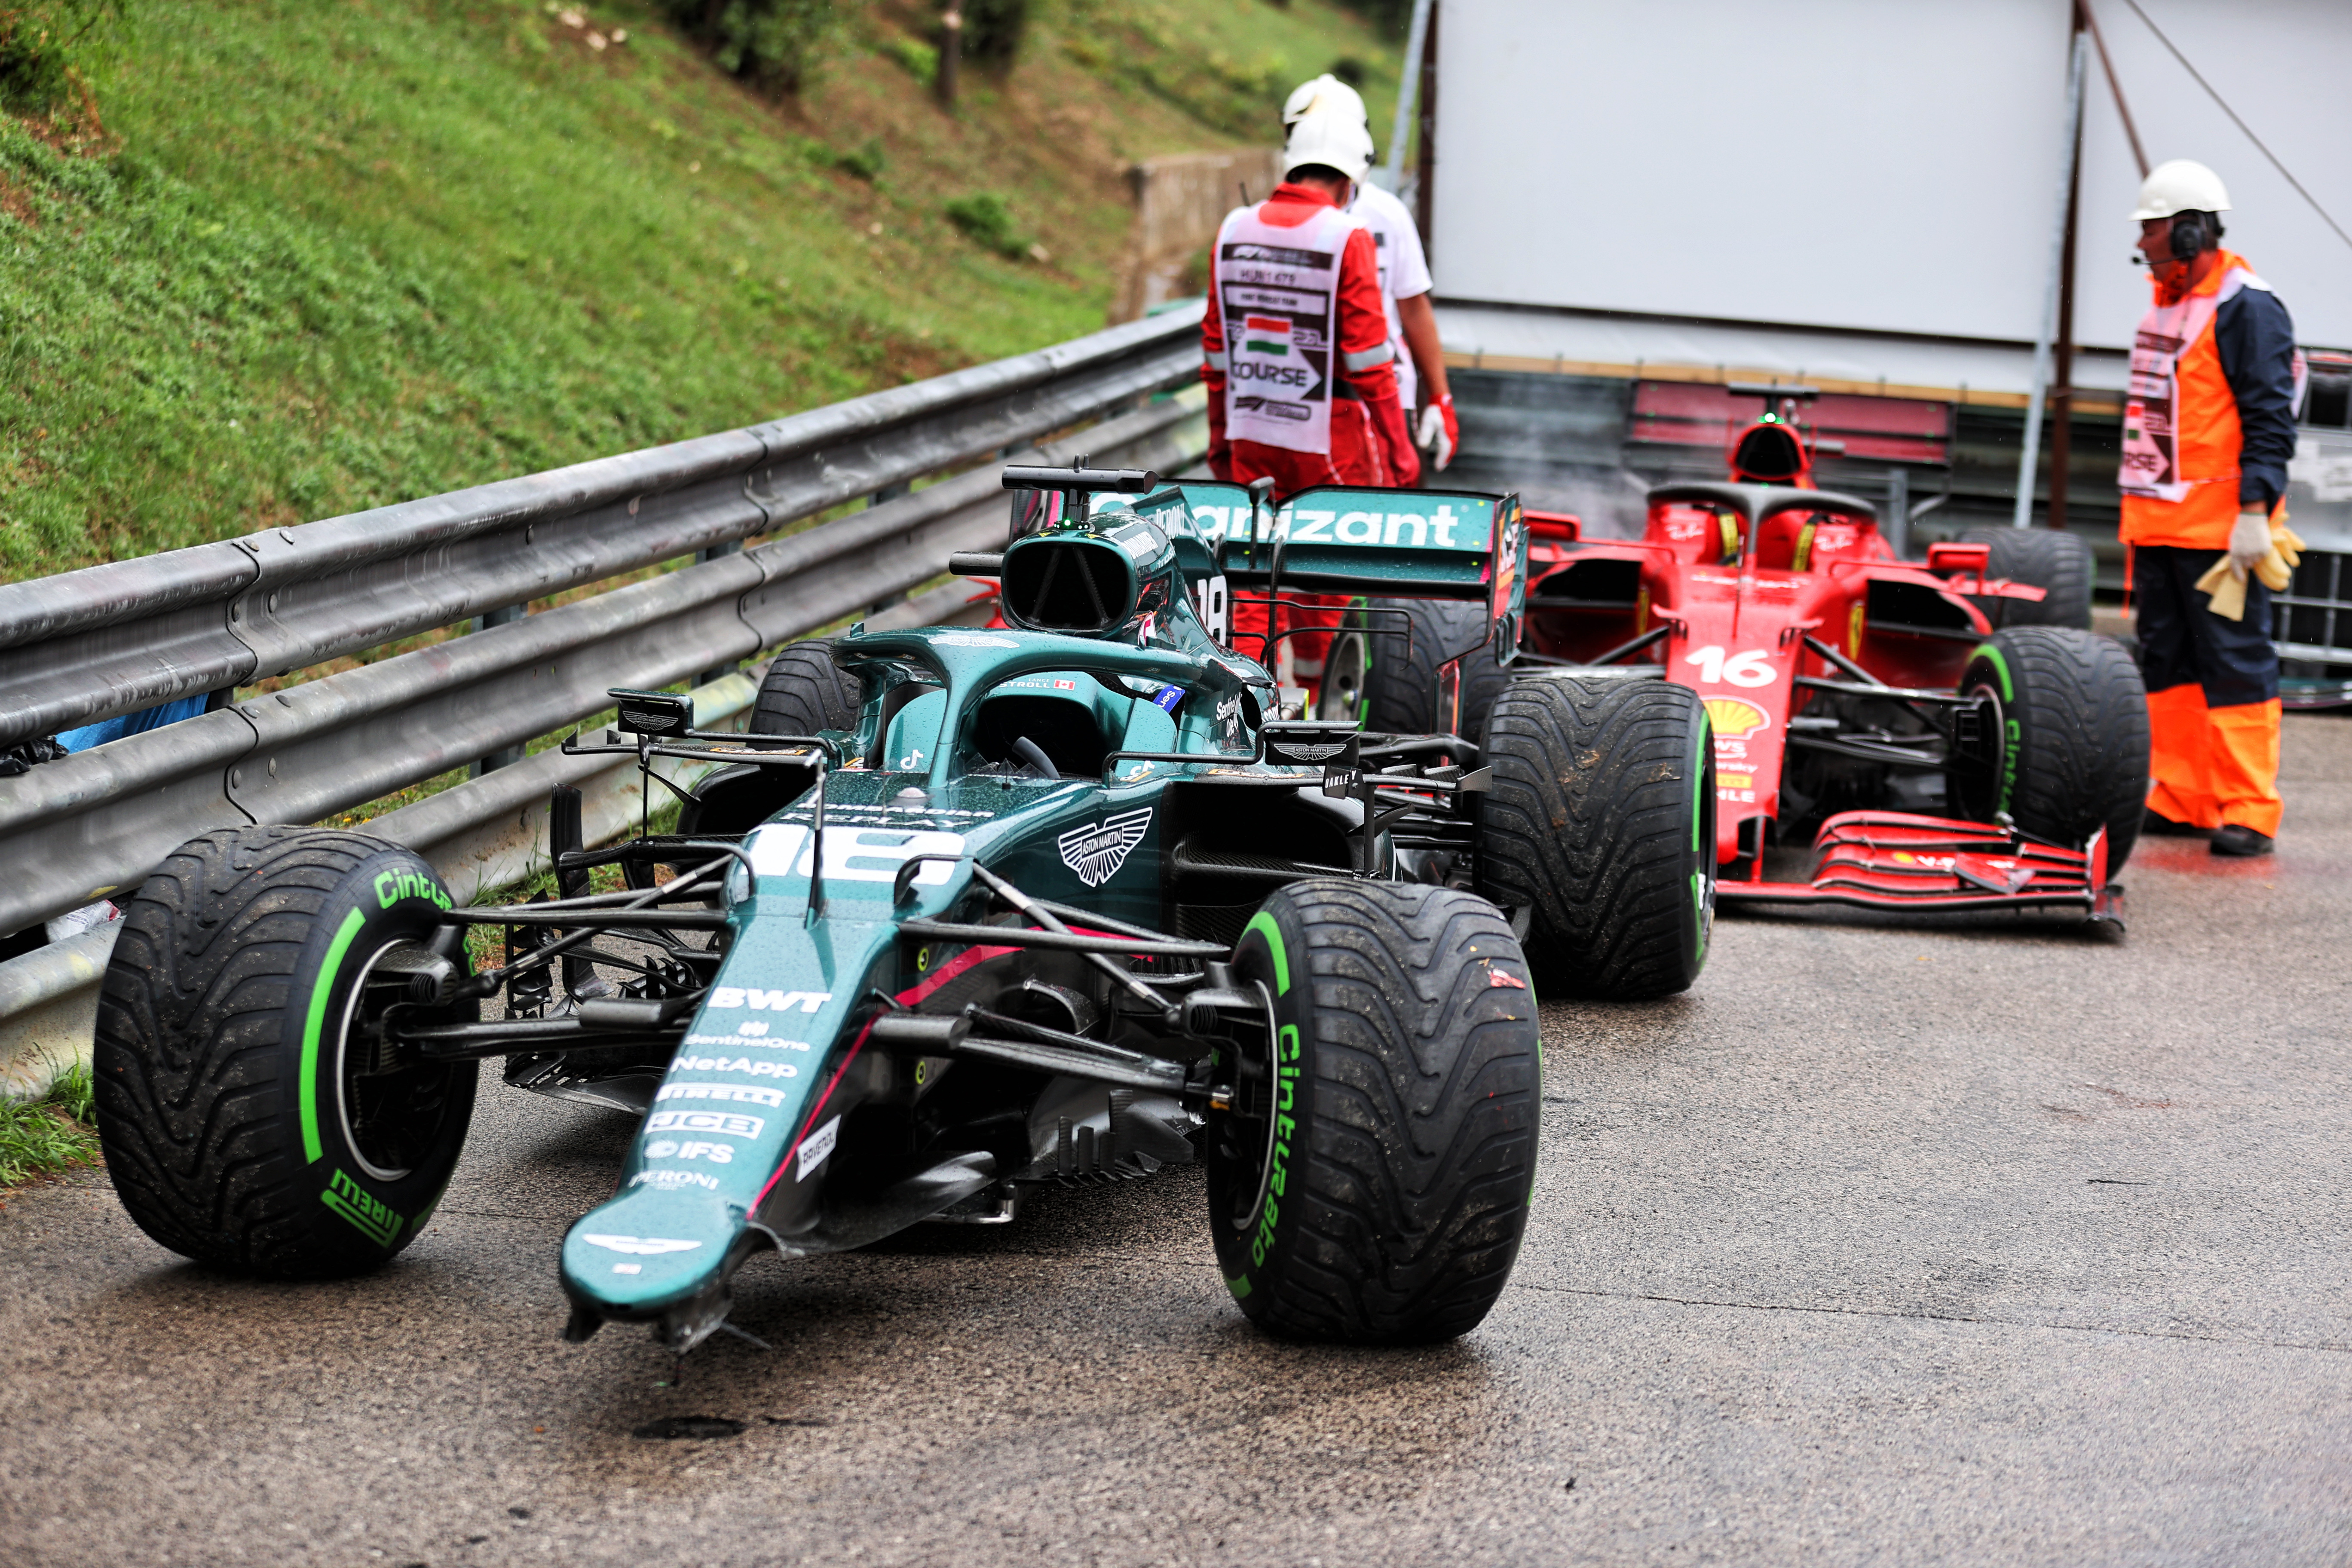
left=0, top=306, right=1207, bottom=938
left=0, top=309, right=1210, bottom=1095
left=0, top=306, right=1204, bottom=745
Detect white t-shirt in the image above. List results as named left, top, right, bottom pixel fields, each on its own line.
left=1347, top=181, right=1435, bottom=411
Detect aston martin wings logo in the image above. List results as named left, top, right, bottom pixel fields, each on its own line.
left=1057, top=807, right=1153, bottom=888
left=579, top=1234, right=703, bottom=1256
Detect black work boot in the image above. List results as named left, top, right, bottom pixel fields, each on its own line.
left=2210, top=824, right=2274, bottom=857
left=2142, top=808, right=2208, bottom=838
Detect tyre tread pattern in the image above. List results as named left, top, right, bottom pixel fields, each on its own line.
left=1958, top=526, right=2095, bottom=631
left=1985, top=625, right=2150, bottom=873
left=1246, top=881, right=1538, bottom=1344
left=751, top=639, right=862, bottom=737
left=1363, top=598, right=1514, bottom=741
left=1478, top=677, right=1706, bottom=998
left=95, top=827, right=404, bottom=1274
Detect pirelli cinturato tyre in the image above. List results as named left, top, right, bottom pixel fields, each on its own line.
left=1207, top=880, right=1540, bottom=1344
left=93, top=827, right=478, bottom=1278
left=1957, top=526, right=2096, bottom=631
left=751, top=638, right=862, bottom=737
left=1949, top=626, right=2150, bottom=873
left=1361, top=597, right=1515, bottom=740
left=1476, top=674, right=1715, bottom=1000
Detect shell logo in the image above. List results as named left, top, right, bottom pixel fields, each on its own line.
left=1703, top=698, right=1770, bottom=740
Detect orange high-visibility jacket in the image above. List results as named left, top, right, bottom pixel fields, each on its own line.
left=2119, top=249, right=2303, bottom=549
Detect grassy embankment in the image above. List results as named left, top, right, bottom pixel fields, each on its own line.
left=0, top=0, right=1403, bottom=581
left=0, top=0, right=1400, bottom=821
left=0, top=1061, right=97, bottom=1192
left=0, top=1, right=1400, bottom=1164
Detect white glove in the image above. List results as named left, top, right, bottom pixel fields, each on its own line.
left=1415, top=401, right=1455, bottom=472
left=2227, top=511, right=2271, bottom=579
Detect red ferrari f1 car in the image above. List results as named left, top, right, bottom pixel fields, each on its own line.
left=1361, top=394, right=2150, bottom=925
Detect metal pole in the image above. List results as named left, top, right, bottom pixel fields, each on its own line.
left=2013, top=31, right=2088, bottom=529
left=2079, top=0, right=2147, bottom=178
left=2048, top=6, right=2087, bottom=533
left=1382, top=0, right=1435, bottom=188
left=1413, top=0, right=1440, bottom=265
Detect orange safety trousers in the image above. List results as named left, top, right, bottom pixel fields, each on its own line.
left=2145, top=688, right=2283, bottom=837
left=2134, top=542, right=2284, bottom=836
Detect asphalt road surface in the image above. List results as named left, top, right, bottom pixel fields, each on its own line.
left=5, top=717, right=2349, bottom=1568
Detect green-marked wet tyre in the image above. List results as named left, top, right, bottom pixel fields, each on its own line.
left=1476, top=674, right=1715, bottom=999
left=1206, top=880, right=1540, bottom=1344
left=1950, top=625, right=2149, bottom=873
left=94, top=827, right=478, bottom=1278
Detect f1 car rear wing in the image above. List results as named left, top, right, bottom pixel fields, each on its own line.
left=1131, top=481, right=1529, bottom=655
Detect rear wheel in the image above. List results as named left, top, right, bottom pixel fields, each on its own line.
left=93, top=827, right=478, bottom=1278
left=1208, top=880, right=1540, bottom=1344
left=1314, top=606, right=1372, bottom=723
left=1949, top=626, right=2149, bottom=873
left=1477, top=675, right=1714, bottom=999
left=1957, top=526, right=2095, bottom=630
left=751, top=638, right=862, bottom=737
left=1362, top=597, right=1513, bottom=739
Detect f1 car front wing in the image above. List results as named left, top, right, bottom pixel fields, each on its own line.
left=1716, top=811, right=2121, bottom=926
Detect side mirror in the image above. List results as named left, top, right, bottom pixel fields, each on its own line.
left=609, top=688, right=695, bottom=738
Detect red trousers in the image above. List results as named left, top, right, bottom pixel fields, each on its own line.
left=1214, top=404, right=1417, bottom=676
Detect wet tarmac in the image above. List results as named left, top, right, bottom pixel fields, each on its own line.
left=3, top=717, right=2347, bottom=1567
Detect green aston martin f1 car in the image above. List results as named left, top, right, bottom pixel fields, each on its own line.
left=92, top=462, right=1716, bottom=1349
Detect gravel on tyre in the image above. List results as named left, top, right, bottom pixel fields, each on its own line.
left=94, top=827, right=478, bottom=1278
left=1950, top=625, right=2149, bottom=873
left=1956, top=526, right=2096, bottom=631
left=1362, top=597, right=1514, bottom=740
left=1476, top=675, right=1715, bottom=999
left=1208, top=880, right=1540, bottom=1344
left=751, top=638, right=862, bottom=736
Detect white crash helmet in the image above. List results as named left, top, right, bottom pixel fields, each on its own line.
left=1283, top=107, right=1374, bottom=182
left=1283, top=73, right=1370, bottom=131
left=2132, top=159, right=2232, bottom=221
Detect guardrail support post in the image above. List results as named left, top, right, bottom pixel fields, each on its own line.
left=867, top=484, right=913, bottom=617
left=693, top=541, right=747, bottom=686
left=470, top=604, right=530, bottom=775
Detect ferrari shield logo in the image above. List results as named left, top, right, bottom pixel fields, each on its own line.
left=1057, top=808, right=1152, bottom=888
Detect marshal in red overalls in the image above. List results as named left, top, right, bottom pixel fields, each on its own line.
left=1200, top=180, right=1418, bottom=674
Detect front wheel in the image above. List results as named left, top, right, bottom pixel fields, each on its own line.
left=1207, top=881, right=1540, bottom=1344
left=94, top=827, right=478, bottom=1278
left=1477, top=675, right=1715, bottom=999
left=1949, top=626, right=2149, bottom=873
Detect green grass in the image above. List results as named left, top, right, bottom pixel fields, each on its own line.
left=0, top=0, right=1398, bottom=579
left=0, top=1061, right=100, bottom=1188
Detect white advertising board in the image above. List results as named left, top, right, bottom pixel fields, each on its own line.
left=1431, top=0, right=2352, bottom=385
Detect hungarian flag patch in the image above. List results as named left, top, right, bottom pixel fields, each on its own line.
left=1243, top=315, right=1292, bottom=356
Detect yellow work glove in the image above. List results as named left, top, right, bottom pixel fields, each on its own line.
left=2193, top=518, right=2301, bottom=622
left=2255, top=521, right=2303, bottom=592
